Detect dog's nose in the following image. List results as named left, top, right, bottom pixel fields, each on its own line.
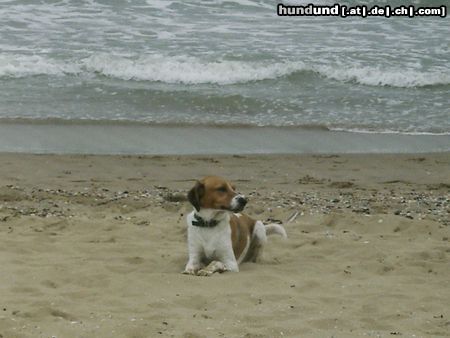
left=237, top=196, right=247, bottom=206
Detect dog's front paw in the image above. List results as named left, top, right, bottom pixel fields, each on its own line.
left=197, top=261, right=227, bottom=277
left=182, top=268, right=198, bottom=275
left=196, top=268, right=213, bottom=277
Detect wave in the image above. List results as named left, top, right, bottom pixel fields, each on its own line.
left=328, top=127, right=450, bottom=136
left=313, top=65, right=450, bottom=88
left=0, top=53, right=305, bottom=84
left=0, top=53, right=449, bottom=88
left=0, top=116, right=332, bottom=130
left=81, top=54, right=305, bottom=85
left=1, top=117, right=449, bottom=136
left=0, top=54, right=80, bottom=78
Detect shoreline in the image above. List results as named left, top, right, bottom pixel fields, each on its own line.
left=0, top=122, right=449, bottom=155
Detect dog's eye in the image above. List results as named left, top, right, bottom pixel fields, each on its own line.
left=217, top=186, right=227, bottom=193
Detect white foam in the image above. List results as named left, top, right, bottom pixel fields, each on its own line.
left=208, top=0, right=273, bottom=9
left=314, top=64, right=450, bottom=88
left=0, top=54, right=80, bottom=78
left=145, top=0, right=174, bottom=10
left=1, top=53, right=305, bottom=84
left=329, top=127, right=450, bottom=136
left=81, top=54, right=306, bottom=85
left=1, top=53, right=449, bottom=89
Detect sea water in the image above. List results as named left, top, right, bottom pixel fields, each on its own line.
left=0, top=0, right=449, bottom=153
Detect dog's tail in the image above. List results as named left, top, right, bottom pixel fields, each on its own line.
left=249, top=215, right=292, bottom=262
left=265, top=223, right=287, bottom=238
left=264, top=210, right=299, bottom=239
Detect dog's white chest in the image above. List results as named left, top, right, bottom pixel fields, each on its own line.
left=203, top=236, right=220, bottom=258
left=187, top=211, right=232, bottom=260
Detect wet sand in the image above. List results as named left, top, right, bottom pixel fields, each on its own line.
left=1, top=122, right=450, bottom=155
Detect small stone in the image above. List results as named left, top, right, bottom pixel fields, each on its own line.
left=163, top=192, right=187, bottom=202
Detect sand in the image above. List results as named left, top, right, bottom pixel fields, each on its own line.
left=0, top=153, right=449, bottom=338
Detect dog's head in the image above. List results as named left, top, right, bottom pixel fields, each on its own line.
left=187, top=176, right=247, bottom=212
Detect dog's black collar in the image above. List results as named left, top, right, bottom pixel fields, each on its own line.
left=192, top=214, right=219, bottom=228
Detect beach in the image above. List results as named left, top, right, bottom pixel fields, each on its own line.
left=0, top=152, right=449, bottom=337
left=1, top=0, right=449, bottom=337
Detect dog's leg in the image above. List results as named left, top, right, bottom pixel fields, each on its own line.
left=183, top=225, right=205, bottom=275
left=216, top=249, right=239, bottom=273
left=197, top=246, right=239, bottom=276
left=183, top=260, right=201, bottom=275
left=223, top=257, right=239, bottom=272
left=197, top=260, right=226, bottom=277
left=248, top=220, right=267, bottom=262
left=182, top=251, right=202, bottom=275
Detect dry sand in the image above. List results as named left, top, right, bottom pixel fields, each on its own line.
left=0, top=153, right=449, bottom=338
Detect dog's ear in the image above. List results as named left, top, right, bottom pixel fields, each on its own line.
left=187, top=181, right=205, bottom=211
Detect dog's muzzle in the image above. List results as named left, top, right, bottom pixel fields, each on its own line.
left=231, top=195, right=247, bottom=212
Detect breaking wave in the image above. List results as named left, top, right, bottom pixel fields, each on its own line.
left=1, top=53, right=449, bottom=88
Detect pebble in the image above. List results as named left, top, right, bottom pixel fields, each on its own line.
left=1, top=184, right=448, bottom=226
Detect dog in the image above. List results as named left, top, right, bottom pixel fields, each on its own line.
left=183, top=176, right=287, bottom=276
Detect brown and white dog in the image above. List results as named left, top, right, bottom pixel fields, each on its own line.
left=183, top=176, right=287, bottom=276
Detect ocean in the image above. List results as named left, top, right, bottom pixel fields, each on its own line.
left=0, top=0, right=449, bottom=154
